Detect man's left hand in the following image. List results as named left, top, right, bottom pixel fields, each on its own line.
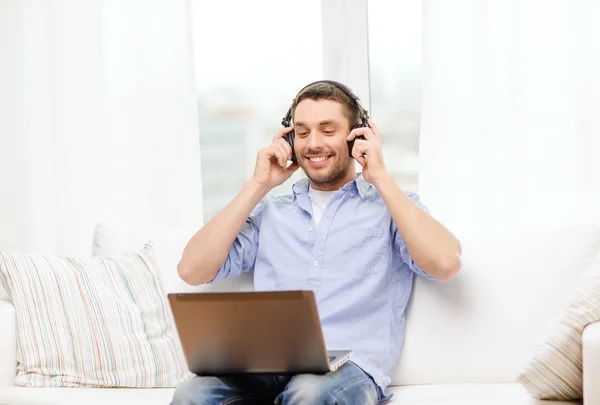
left=347, top=119, right=388, bottom=185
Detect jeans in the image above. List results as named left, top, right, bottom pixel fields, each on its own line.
left=170, top=361, right=381, bottom=405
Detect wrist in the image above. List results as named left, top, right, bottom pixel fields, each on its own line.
left=245, top=178, right=271, bottom=200
left=370, top=170, right=394, bottom=190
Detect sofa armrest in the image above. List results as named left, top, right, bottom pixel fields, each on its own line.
left=0, top=300, right=16, bottom=387
left=584, top=321, right=600, bottom=405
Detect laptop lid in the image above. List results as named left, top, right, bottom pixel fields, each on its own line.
left=168, top=290, right=332, bottom=375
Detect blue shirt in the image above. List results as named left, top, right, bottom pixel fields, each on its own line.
left=209, top=174, right=436, bottom=394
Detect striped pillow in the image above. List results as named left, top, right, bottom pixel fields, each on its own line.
left=0, top=242, right=191, bottom=387
left=516, top=264, right=600, bottom=400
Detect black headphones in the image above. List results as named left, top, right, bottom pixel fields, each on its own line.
left=281, top=80, right=370, bottom=164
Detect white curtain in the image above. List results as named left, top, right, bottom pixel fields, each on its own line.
left=0, top=0, right=203, bottom=256
left=419, top=0, right=600, bottom=233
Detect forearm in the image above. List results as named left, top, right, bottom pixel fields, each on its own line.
left=374, top=173, right=462, bottom=280
left=178, top=179, right=269, bottom=285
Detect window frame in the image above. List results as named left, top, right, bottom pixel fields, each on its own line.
left=321, top=0, right=372, bottom=112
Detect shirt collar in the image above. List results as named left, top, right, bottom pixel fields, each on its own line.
left=292, top=173, right=372, bottom=199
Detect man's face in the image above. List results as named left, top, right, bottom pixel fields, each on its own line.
left=293, top=98, right=354, bottom=190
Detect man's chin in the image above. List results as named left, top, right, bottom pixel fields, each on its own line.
left=308, top=174, right=333, bottom=184
left=303, top=168, right=329, bottom=181
left=300, top=158, right=352, bottom=186
left=305, top=169, right=348, bottom=187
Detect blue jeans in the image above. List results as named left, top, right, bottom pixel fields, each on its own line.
left=170, top=361, right=381, bottom=405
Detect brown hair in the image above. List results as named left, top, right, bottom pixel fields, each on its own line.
left=290, top=82, right=361, bottom=127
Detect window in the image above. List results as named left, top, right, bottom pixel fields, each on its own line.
left=191, top=0, right=323, bottom=221
left=191, top=0, right=422, bottom=221
left=368, top=0, right=423, bottom=191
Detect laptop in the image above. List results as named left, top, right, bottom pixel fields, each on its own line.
left=167, top=290, right=353, bottom=376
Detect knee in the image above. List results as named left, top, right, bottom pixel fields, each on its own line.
left=277, top=375, right=338, bottom=405
left=170, top=375, right=218, bottom=405
left=277, top=373, right=378, bottom=405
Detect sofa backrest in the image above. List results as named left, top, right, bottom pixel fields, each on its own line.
left=92, top=221, right=255, bottom=294
left=92, top=221, right=600, bottom=386
left=394, top=224, right=600, bottom=386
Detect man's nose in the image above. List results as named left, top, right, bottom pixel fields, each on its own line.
left=306, top=132, right=324, bottom=150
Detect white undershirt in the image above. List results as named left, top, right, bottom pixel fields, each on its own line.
left=308, top=187, right=337, bottom=225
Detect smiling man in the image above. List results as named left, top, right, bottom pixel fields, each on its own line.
left=172, top=81, right=462, bottom=405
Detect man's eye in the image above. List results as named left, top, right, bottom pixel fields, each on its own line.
left=297, top=132, right=308, bottom=137
left=323, top=130, right=335, bottom=134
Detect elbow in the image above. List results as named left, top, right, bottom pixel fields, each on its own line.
left=177, top=258, right=219, bottom=286
left=436, top=251, right=462, bottom=281
left=177, top=260, right=203, bottom=286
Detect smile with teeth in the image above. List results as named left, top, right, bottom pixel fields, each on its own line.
left=308, top=156, right=329, bottom=163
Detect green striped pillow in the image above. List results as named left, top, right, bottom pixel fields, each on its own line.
left=517, top=265, right=600, bottom=400
left=0, top=242, right=191, bottom=387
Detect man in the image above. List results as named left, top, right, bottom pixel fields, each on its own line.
left=172, top=81, right=462, bottom=405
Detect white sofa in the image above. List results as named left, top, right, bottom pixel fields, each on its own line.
left=0, top=221, right=599, bottom=405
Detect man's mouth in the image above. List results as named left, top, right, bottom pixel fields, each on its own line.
left=306, top=155, right=331, bottom=167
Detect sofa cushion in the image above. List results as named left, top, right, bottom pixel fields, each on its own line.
left=0, top=243, right=190, bottom=388
left=0, top=383, right=581, bottom=405
left=0, top=387, right=176, bottom=405
left=516, top=251, right=600, bottom=400
left=0, top=274, right=8, bottom=301
left=387, top=383, right=581, bottom=404
left=0, top=301, right=16, bottom=388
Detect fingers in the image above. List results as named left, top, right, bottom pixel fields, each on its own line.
left=347, top=120, right=381, bottom=141
left=274, top=141, right=290, bottom=168
left=285, top=162, right=300, bottom=173
left=347, top=126, right=373, bottom=141
left=351, top=139, right=368, bottom=166
left=276, top=138, right=293, bottom=161
left=273, top=126, right=294, bottom=142
left=367, top=119, right=381, bottom=136
left=271, top=128, right=294, bottom=167
left=264, top=139, right=292, bottom=168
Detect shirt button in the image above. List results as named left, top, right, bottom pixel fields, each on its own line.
left=350, top=192, right=354, bottom=196
left=308, top=227, right=313, bottom=232
left=313, top=260, right=319, bottom=266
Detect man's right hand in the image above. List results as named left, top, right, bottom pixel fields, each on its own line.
left=179, top=128, right=300, bottom=286
left=251, top=127, right=299, bottom=190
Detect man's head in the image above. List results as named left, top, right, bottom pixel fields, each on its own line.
left=290, top=82, right=362, bottom=191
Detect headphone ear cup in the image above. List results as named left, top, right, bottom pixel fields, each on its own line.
left=283, top=130, right=297, bottom=164
left=348, top=123, right=366, bottom=158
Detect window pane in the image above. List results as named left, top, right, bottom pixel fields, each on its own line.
left=367, top=0, right=422, bottom=190
left=191, top=0, right=323, bottom=221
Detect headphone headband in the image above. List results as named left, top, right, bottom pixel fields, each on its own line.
left=281, top=80, right=369, bottom=127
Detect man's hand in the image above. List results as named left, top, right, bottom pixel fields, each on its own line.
left=347, top=119, right=387, bottom=185
left=179, top=128, right=298, bottom=286
left=251, top=127, right=299, bottom=190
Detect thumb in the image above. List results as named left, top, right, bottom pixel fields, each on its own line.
left=285, top=162, right=300, bottom=173
left=354, top=153, right=367, bottom=167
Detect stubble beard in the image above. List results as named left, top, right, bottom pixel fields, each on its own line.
left=301, top=153, right=354, bottom=190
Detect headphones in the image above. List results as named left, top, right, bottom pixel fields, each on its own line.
left=281, top=80, right=370, bottom=164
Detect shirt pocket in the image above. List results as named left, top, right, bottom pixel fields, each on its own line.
left=333, top=226, right=386, bottom=277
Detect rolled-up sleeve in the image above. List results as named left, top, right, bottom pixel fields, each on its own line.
left=392, top=191, right=436, bottom=280
left=208, top=199, right=265, bottom=284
